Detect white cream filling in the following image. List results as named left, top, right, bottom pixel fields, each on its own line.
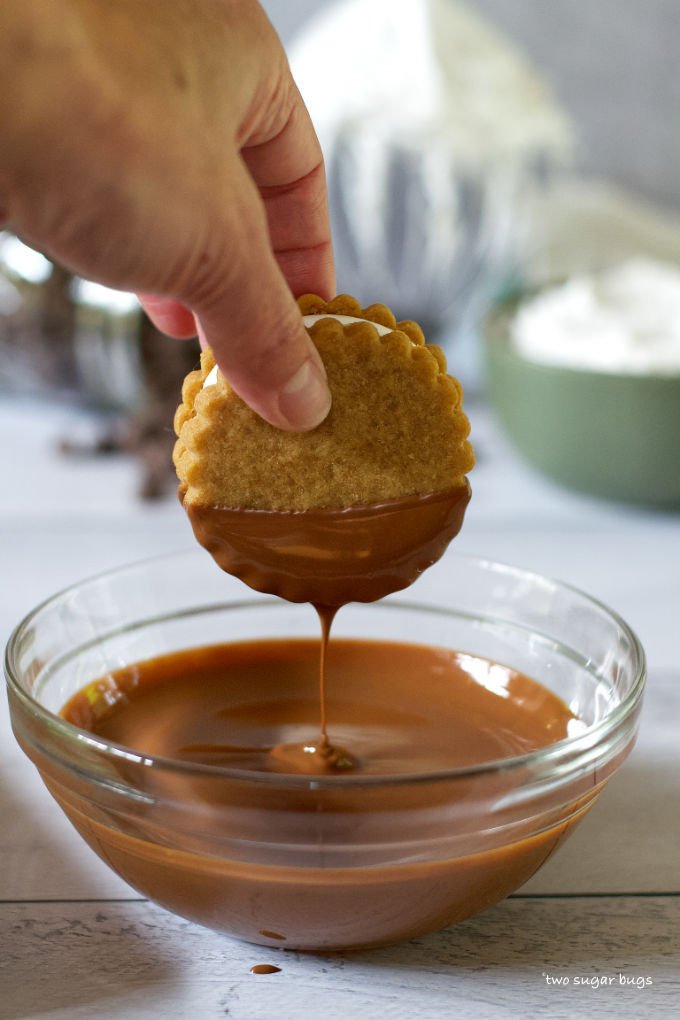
left=302, top=313, right=392, bottom=335
left=202, top=314, right=393, bottom=388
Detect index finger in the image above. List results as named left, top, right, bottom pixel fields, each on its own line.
left=240, top=84, right=335, bottom=300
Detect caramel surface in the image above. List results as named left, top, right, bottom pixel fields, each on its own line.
left=62, top=638, right=574, bottom=777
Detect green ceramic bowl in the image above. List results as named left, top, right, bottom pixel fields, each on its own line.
left=483, top=295, right=680, bottom=506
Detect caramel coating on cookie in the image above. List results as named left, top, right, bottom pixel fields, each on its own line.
left=174, top=295, right=474, bottom=510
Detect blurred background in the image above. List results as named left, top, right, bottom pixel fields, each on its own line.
left=268, top=0, right=680, bottom=212
left=2, top=0, right=679, bottom=498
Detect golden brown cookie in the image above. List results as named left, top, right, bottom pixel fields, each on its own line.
left=173, top=295, right=474, bottom=510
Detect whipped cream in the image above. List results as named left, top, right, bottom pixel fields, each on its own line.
left=202, top=315, right=393, bottom=388
left=511, top=258, right=680, bottom=375
left=290, top=0, right=571, bottom=163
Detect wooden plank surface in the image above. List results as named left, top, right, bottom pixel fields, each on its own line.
left=2, top=896, right=678, bottom=1019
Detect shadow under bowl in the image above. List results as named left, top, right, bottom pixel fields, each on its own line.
left=5, top=551, right=645, bottom=950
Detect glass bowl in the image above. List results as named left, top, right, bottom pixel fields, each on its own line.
left=5, top=551, right=645, bottom=951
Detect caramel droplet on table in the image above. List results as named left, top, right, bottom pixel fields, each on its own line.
left=249, top=964, right=282, bottom=975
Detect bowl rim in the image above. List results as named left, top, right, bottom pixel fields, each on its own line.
left=4, top=549, right=647, bottom=790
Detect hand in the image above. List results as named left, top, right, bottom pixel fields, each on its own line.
left=0, top=0, right=334, bottom=430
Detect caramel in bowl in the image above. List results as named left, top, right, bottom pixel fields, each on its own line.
left=5, top=552, right=645, bottom=951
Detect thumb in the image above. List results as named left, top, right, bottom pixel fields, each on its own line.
left=179, top=157, right=331, bottom=432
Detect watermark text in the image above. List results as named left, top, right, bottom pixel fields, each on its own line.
left=542, top=973, right=652, bottom=990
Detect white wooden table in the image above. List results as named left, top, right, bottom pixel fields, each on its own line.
left=1, top=391, right=678, bottom=1020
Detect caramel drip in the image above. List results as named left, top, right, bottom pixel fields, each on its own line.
left=179, top=484, right=470, bottom=771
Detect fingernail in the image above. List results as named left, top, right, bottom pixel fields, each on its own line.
left=277, top=356, right=331, bottom=431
